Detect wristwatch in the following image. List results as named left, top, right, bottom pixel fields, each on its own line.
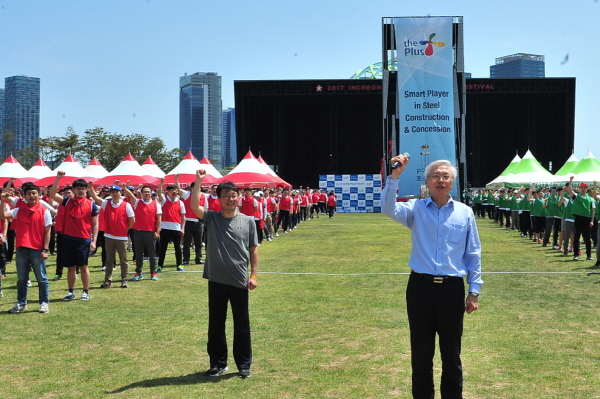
left=468, top=292, right=479, bottom=297
left=42, top=249, right=49, bottom=253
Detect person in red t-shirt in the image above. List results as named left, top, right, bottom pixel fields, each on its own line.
left=176, top=174, right=206, bottom=266
left=1, top=185, right=52, bottom=313
left=327, top=190, right=337, bottom=219
left=278, top=188, right=292, bottom=233
left=238, top=188, right=258, bottom=217
left=157, top=178, right=186, bottom=271
left=311, top=190, right=321, bottom=218
left=49, top=173, right=99, bottom=301
left=89, top=183, right=135, bottom=288
left=122, top=184, right=162, bottom=281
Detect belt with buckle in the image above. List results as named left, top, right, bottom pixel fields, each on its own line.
left=413, top=272, right=462, bottom=284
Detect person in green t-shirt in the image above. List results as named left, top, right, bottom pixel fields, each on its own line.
left=542, top=187, right=563, bottom=248
left=592, top=181, right=599, bottom=267
left=566, top=176, right=595, bottom=261
left=529, top=185, right=546, bottom=243
left=519, top=186, right=532, bottom=238
left=559, top=187, right=575, bottom=256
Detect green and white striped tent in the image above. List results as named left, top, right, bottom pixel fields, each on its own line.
left=568, top=150, right=600, bottom=184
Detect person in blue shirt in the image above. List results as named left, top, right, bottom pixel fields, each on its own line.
left=381, top=155, right=483, bottom=399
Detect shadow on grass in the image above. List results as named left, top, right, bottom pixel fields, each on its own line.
left=106, top=371, right=238, bottom=394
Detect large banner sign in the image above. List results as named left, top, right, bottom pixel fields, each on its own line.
left=319, top=174, right=382, bottom=213
left=393, top=17, right=457, bottom=198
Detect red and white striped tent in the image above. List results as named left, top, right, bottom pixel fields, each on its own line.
left=28, top=159, right=54, bottom=180
left=163, top=152, right=219, bottom=186
left=84, top=158, right=109, bottom=179
left=35, top=155, right=97, bottom=187
left=95, top=153, right=156, bottom=187
left=257, top=155, right=291, bottom=188
left=141, top=156, right=165, bottom=178
left=217, top=151, right=280, bottom=188
left=0, top=155, right=33, bottom=187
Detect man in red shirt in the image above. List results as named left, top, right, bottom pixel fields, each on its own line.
left=311, top=189, right=321, bottom=218
left=1, top=185, right=52, bottom=313
left=49, top=172, right=99, bottom=301
left=122, top=184, right=162, bottom=281
left=238, top=188, right=257, bottom=217
left=278, top=188, right=292, bottom=233
left=157, top=178, right=186, bottom=271
left=89, top=184, right=135, bottom=288
left=176, top=174, right=206, bottom=266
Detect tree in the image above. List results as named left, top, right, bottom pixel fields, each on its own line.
left=16, top=146, right=38, bottom=169
left=1, top=131, right=15, bottom=159
left=37, top=126, right=185, bottom=173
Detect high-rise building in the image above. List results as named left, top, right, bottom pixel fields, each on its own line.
left=179, top=72, right=222, bottom=168
left=490, top=53, right=545, bottom=78
left=2, top=76, right=40, bottom=158
left=222, top=107, right=237, bottom=167
left=0, top=88, right=5, bottom=144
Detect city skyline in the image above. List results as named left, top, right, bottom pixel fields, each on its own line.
left=0, top=75, right=40, bottom=158
left=1, top=1, right=599, bottom=165
left=179, top=72, right=223, bottom=168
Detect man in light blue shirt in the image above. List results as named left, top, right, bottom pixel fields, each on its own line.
left=381, top=155, right=483, bottom=399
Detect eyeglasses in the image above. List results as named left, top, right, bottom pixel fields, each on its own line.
left=220, top=195, right=239, bottom=200
left=428, top=174, right=453, bottom=182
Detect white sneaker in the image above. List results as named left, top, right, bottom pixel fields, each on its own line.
left=8, top=303, right=27, bottom=313
left=275, top=232, right=279, bottom=237
left=80, top=291, right=90, bottom=301
left=63, top=292, right=76, bottom=301
left=27, top=280, right=32, bottom=287
left=39, top=302, right=49, bottom=313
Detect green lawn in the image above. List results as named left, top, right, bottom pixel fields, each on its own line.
left=0, top=214, right=599, bottom=398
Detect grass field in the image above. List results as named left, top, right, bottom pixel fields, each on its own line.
left=0, top=213, right=599, bottom=398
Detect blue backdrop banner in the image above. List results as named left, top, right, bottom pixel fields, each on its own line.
left=393, top=16, right=457, bottom=198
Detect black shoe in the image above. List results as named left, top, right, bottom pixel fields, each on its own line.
left=196, top=259, right=204, bottom=265
left=206, top=366, right=228, bottom=377
left=238, top=369, right=251, bottom=379
left=182, top=261, right=189, bottom=266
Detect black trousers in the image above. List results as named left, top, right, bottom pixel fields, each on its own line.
left=183, top=220, right=203, bottom=263
left=133, top=230, right=157, bottom=274
left=279, top=210, right=290, bottom=232
left=573, top=215, right=592, bottom=258
left=406, top=272, right=465, bottom=399
left=520, top=211, right=531, bottom=236
left=158, top=229, right=182, bottom=267
left=207, top=280, right=252, bottom=371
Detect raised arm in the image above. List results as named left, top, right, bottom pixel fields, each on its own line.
left=566, top=175, right=574, bottom=198
left=121, top=181, right=137, bottom=203
left=49, top=171, right=66, bottom=204
left=191, top=170, right=207, bottom=220
left=87, top=181, right=103, bottom=206
left=157, top=177, right=165, bottom=203
left=175, top=174, right=185, bottom=198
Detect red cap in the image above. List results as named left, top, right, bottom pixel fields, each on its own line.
left=580, top=183, right=589, bottom=189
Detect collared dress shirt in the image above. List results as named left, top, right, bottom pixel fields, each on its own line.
left=381, top=177, right=483, bottom=294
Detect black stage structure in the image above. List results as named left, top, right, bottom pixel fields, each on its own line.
left=234, top=77, right=575, bottom=189
left=234, top=80, right=382, bottom=188
left=466, top=78, right=575, bottom=187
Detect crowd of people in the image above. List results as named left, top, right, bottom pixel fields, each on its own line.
left=468, top=176, right=599, bottom=265
left=0, top=173, right=337, bottom=314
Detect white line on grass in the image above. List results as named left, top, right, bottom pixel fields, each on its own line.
left=169, top=271, right=587, bottom=276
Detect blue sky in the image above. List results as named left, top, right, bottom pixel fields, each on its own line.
left=1, top=0, right=598, bottom=170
